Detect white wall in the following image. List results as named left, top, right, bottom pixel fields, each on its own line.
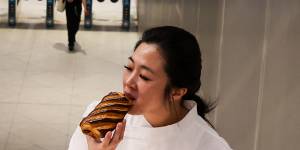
left=137, top=0, right=300, bottom=149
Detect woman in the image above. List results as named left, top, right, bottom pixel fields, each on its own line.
left=68, top=26, right=232, bottom=150
left=65, top=0, right=88, bottom=51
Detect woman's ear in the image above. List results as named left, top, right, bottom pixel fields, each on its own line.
left=171, top=88, right=187, bottom=101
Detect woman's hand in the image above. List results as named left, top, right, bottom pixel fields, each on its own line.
left=86, top=121, right=126, bottom=150
left=84, top=9, right=89, bottom=16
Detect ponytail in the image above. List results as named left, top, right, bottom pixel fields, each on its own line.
left=183, top=94, right=216, bottom=128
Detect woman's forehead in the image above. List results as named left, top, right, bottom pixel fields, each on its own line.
left=134, top=43, right=164, bottom=60
left=131, top=43, right=166, bottom=72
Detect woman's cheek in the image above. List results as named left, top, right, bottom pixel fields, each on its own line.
left=137, top=81, right=149, bottom=92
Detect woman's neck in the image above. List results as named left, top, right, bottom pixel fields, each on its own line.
left=144, top=104, right=189, bottom=127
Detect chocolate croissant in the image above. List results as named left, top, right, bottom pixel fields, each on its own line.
left=80, top=92, right=132, bottom=141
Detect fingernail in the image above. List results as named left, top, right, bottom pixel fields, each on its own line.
left=106, top=131, right=111, bottom=137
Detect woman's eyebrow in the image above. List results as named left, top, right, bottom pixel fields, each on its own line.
left=128, top=57, right=134, bottom=62
left=128, top=56, right=156, bottom=75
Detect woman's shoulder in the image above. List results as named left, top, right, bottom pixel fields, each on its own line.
left=182, top=118, right=231, bottom=150
left=81, top=100, right=100, bottom=118
left=180, top=105, right=232, bottom=149
left=193, top=124, right=232, bottom=150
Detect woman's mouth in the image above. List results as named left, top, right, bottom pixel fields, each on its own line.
left=124, top=92, right=137, bottom=102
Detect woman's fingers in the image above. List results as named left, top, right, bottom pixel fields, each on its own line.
left=86, top=121, right=126, bottom=150
left=110, top=121, right=126, bottom=145
left=86, top=135, right=102, bottom=150
left=101, top=131, right=112, bottom=147
left=119, top=121, right=126, bottom=140
left=110, top=123, right=122, bottom=145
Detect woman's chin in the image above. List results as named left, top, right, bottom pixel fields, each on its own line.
left=128, top=108, right=141, bottom=115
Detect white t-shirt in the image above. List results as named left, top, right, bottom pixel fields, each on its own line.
left=68, top=100, right=232, bottom=150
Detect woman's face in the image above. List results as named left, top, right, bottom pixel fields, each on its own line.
left=123, top=42, right=169, bottom=115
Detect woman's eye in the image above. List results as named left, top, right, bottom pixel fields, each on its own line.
left=124, top=65, right=133, bottom=71
left=139, top=74, right=151, bottom=81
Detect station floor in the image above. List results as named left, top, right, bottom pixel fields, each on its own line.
left=0, top=0, right=138, bottom=149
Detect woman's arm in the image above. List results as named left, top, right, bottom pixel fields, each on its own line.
left=82, top=0, right=88, bottom=15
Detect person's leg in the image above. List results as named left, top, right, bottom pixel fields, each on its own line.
left=66, top=3, right=76, bottom=50
left=74, top=2, right=82, bottom=41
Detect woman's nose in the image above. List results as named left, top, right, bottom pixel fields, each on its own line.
left=125, top=72, right=137, bottom=89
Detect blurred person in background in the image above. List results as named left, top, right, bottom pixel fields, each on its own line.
left=65, top=0, right=88, bottom=51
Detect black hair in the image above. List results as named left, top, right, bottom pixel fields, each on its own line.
left=134, top=26, right=215, bottom=126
